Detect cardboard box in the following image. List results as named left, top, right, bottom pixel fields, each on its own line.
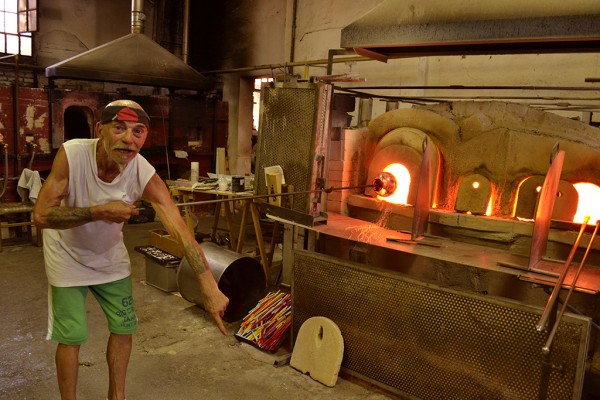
left=148, top=229, right=184, bottom=258
left=145, top=258, right=179, bottom=292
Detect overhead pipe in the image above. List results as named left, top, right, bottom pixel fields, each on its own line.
left=332, top=84, right=600, bottom=92
left=200, top=55, right=371, bottom=75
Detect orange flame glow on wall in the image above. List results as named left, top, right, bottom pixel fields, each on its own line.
left=574, top=182, right=600, bottom=224
left=378, top=163, right=410, bottom=204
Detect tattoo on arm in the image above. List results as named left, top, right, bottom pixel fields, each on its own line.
left=184, top=244, right=207, bottom=274
left=46, top=207, right=93, bottom=229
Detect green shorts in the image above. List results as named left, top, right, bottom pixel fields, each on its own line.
left=47, top=276, right=138, bottom=345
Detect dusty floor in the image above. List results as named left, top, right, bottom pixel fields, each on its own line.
left=0, top=219, right=396, bottom=400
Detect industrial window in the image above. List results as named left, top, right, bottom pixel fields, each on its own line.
left=253, top=77, right=273, bottom=131
left=0, top=0, right=37, bottom=57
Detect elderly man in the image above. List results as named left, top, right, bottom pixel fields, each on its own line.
left=34, top=99, right=229, bottom=400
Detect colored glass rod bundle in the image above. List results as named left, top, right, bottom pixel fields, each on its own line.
left=235, top=291, right=292, bottom=352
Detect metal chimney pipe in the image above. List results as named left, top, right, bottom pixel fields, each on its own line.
left=131, top=0, right=145, bottom=34
left=182, top=0, right=190, bottom=63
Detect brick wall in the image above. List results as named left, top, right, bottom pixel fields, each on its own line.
left=326, top=127, right=369, bottom=215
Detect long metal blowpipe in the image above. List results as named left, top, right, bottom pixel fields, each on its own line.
left=542, top=219, right=599, bottom=354
left=174, top=183, right=378, bottom=208
left=535, top=215, right=591, bottom=332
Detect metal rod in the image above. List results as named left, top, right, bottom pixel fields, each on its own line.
left=540, top=286, right=600, bottom=331
left=201, top=56, right=371, bottom=75
left=333, top=85, right=600, bottom=92
left=175, top=184, right=375, bottom=208
left=542, top=220, right=600, bottom=354
left=535, top=215, right=591, bottom=332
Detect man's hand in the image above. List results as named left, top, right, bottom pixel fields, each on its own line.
left=197, top=273, right=230, bottom=335
left=91, top=201, right=140, bottom=223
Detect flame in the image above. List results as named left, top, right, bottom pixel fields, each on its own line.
left=573, top=182, right=600, bottom=224
left=485, top=196, right=493, bottom=216
left=378, top=163, right=410, bottom=204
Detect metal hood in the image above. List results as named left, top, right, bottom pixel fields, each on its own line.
left=45, top=33, right=211, bottom=90
left=341, top=0, right=600, bottom=61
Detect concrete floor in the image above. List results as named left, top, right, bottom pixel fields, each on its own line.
left=0, top=219, right=395, bottom=400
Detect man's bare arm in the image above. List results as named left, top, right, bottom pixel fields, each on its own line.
left=34, top=146, right=139, bottom=229
left=44, top=207, right=93, bottom=229
left=142, top=173, right=229, bottom=334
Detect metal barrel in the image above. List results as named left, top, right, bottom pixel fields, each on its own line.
left=177, top=242, right=266, bottom=322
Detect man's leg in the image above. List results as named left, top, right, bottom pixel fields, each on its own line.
left=48, top=285, right=89, bottom=400
left=91, top=277, right=138, bottom=400
left=55, top=343, right=80, bottom=400
left=106, top=333, right=132, bottom=400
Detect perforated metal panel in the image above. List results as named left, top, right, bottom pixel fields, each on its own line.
left=255, top=82, right=331, bottom=216
left=293, top=250, right=590, bottom=400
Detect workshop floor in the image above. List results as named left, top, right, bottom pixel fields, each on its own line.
left=0, top=218, right=396, bottom=400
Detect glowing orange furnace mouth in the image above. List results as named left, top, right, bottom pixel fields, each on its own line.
left=373, top=163, right=411, bottom=205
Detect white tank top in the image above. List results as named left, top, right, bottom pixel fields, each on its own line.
left=44, top=139, right=156, bottom=287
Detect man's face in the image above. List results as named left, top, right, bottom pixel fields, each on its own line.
left=98, top=120, right=148, bottom=167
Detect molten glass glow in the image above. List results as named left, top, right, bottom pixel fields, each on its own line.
left=378, top=163, right=410, bottom=204
left=485, top=197, right=493, bottom=216
left=573, top=183, right=600, bottom=224
left=472, top=181, right=480, bottom=189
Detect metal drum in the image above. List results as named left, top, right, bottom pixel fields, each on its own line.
left=177, top=242, right=266, bottom=322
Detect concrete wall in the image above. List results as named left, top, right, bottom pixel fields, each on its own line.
left=36, top=0, right=133, bottom=68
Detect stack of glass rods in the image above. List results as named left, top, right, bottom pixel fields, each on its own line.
left=235, top=291, right=292, bottom=352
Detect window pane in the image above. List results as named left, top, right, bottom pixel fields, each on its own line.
left=0, top=0, right=32, bottom=56
left=27, top=10, right=35, bottom=31
left=17, top=10, right=25, bottom=32
left=5, top=12, right=16, bottom=33
left=19, top=33, right=29, bottom=55
left=5, top=0, right=16, bottom=13
left=6, top=33, right=18, bottom=53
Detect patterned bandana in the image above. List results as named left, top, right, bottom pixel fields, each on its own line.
left=100, top=105, right=150, bottom=127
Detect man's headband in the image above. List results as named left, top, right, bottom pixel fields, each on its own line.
left=100, top=105, right=150, bottom=127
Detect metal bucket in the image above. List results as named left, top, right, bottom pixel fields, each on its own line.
left=177, top=242, right=266, bottom=322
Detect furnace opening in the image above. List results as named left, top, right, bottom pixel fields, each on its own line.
left=377, top=163, right=410, bottom=205
left=574, top=182, right=600, bottom=224
left=513, top=176, right=599, bottom=224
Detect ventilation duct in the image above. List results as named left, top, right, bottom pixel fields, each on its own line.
left=341, top=0, right=600, bottom=61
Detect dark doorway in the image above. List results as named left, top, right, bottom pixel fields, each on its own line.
left=64, top=106, right=93, bottom=140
